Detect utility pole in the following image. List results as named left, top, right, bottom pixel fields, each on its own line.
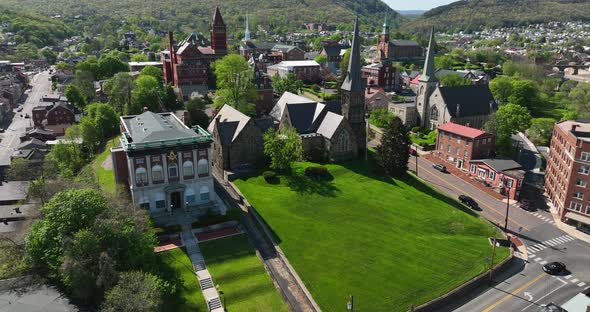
left=415, top=151, right=418, bottom=176
left=504, top=185, right=511, bottom=232
left=489, top=236, right=497, bottom=285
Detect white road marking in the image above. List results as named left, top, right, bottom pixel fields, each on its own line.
left=528, top=254, right=535, bottom=258
left=522, top=278, right=567, bottom=311
left=540, top=260, right=548, bottom=265
left=578, top=282, right=586, bottom=287
left=565, top=275, right=572, bottom=279
left=534, top=257, right=542, bottom=262
left=571, top=278, right=579, bottom=283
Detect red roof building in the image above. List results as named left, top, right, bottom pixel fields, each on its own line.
left=435, top=122, right=495, bottom=170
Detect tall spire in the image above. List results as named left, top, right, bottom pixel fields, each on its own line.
left=419, top=26, right=437, bottom=83
left=341, top=16, right=363, bottom=92
left=212, top=6, right=224, bottom=26
left=244, top=15, right=251, bottom=42
left=382, top=15, right=389, bottom=35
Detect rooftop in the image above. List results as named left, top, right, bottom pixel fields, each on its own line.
left=470, top=157, right=523, bottom=173
left=437, top=122, right=490, bottom=139
left=269, top=60, right=320, bottom=69
left=557, top=120, right=590, bottom=142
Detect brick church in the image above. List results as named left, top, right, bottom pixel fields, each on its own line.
left=162, top=6, right=227, bottom=100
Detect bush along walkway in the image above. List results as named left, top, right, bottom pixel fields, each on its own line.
left=180, top=225, right=224, bottom=312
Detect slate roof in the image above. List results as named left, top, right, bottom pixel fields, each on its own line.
left=435, top=69, right=468, bottom=79
left=18, top=138, right=48, bottom=150
left=122, top=111, right=197, bottom=144
left=270, top=92, right=316, bottom=121
left=438, top=84, right=496, bottom=118
left=470, top=157, right=523, bottom=173
left=316, top=111, right=344, bottom=139
left=272, top=44, right=299, bottom=53
left=322, top=45, right=342, bottom=57
left=287, top=103, right=319, bottom=133
left=391, top=40, right=420, bottom=47
left=207, top=104, right=251, bottom=143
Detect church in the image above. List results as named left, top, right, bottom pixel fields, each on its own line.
left=414, top=28, right=497, bottom=129
left=161, top=7, right=227, bottom=100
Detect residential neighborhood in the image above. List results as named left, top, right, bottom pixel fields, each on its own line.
left=1, top=1, right=590, bottom=312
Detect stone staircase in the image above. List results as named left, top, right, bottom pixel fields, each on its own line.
left=208, top=297, right=223, bottom=311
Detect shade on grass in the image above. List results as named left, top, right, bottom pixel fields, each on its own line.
left=200, top=235, right=289, bottom=312
left=157, top=248, right=208, bottom=312
left=234, top=160, right=510, bottom=311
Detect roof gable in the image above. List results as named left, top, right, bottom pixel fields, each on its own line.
left=208, top=104, right=251, bottom=143
left=437, top=122, right=489, bottom=139
left=437, top=85, right=496, bottom=118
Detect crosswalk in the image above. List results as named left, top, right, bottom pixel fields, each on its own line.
left=526, top=235, right=576, bottom=255
left=524, top=210, right=555, bottom=224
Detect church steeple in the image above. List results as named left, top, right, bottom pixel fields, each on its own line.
left=210, top=6, right=227, bottom=54
left=341, top=16, right=362, bottom=92
left=419, top=26, right=437, bottom=83
left=244, top=15, right=251, bottom=42
left=382, top=15, right=389, bottom=35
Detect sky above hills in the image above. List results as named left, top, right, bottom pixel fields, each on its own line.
left=384, top=0, right=456, bottom=11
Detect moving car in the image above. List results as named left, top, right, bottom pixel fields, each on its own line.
left=432, top=163, right=447, bottom=172
left=459, top=195, right=479, bottom=209
left=542, top=262, right=566, bottom=275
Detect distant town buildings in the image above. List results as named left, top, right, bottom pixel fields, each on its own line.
left=546, top=120, right=590, bottom=233
left=267, top=60, right=321, bottom=82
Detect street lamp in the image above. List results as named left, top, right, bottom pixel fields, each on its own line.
left=216, top=284, right=226, bottom=311
left=504, top=179, right=511, bottom=232
left=347, top=294, right=354, bottom=312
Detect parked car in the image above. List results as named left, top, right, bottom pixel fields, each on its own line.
left=409, top=148, right=417, bottom=156
left=16, top=105, right=23, bottom=112
left=432, top=164, right=447, bottom=172
left=542, top=262, right=566, bottom=275
left=459, top=195, right=479, bottom=209
left=0, top=128, right=4, bottom=133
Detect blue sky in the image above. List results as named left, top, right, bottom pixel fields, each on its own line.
left=384, top=0, right=456, bottom=11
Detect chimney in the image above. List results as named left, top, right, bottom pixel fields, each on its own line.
left=143, top=106, right=149, bottom=112
left=572, top=124, right=579, bottom=133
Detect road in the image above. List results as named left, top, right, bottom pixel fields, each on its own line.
left=408, top=156, right=590, bottom=311
left=0, top=70, right=51, bottom=167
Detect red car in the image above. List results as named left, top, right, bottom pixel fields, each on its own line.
left=409, top=148, right=417, bottom=156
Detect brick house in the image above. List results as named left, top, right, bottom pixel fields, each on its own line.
left=468, top=158, right=524, bottom=200
left=32, top=102, right=75, bottom=126
left=271, top=45, right=305, bottom=61
left=266, top=60, right=320, bottom=83
left=435, top=122, right=495, bottom=170
left=545, top=120, right=590, bottom=233
left=362, top=63, right=401, bottom=92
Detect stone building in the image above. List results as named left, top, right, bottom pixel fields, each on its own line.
left=162, top=7, right=227, bottom=100
left=207, top=105, right=273, bottom=174
left=111, top=110, right=219, bottom=216
left=415, top=28, right=497, bottom=129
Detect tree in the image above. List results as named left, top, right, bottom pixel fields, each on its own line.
left=162, top=84, right=179, bottom=111
left=263, top=128, right=303, bottom=172
left=272, top=73, right=303, bottom=95
left=104, top=72, right=134, bottom=114
left=98, top=55, right=129, bottom=79
left=65, top=84, right=86, bottom=110
left=439, top=73, right=472, bottom=87
left=72, top=70, right=97, bottom=104
left=131, top=75, right=161, bottom=114
left=213, top=54, right=257, bottom=115
left=376, top=117, right=411, bottom=176
left=528, top=118, right=556, bottom=146
left=79, top=103, right=119, bottom=150
left=489, top=76, right=514, bottom=104
left=569, top=82, right=590, bottom=117
left=485, top=103, right=532, bottom=155
left=131, top=54, right=148, bottom=62
left=508, top=79, right=539, bottom=109
left=186, top=97, right=209, bottom=129
left=369, top=108, right=395, bottom=128
left=434, top=55, right=454, bottom=70
left=314, top=54, right=328, bottom=65
left=6, top=158, right=38, bottom=181
left=102, top=271, right=163, bottom=312
left=47, top=142, right=86, bottom=177
left=140, top=66, right=164, bottom=83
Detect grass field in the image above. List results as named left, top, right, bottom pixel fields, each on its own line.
left=234, top=160, right=509, bottom=311
left=200, top=235, right=289, bottom=312
left=157, top=248, right=208, bottom=312
left=91, top=137, right=119, bottom=195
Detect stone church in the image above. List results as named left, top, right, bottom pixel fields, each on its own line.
left=415, top=28, right=497, bottom=129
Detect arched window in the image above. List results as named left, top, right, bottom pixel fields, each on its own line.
left=168, top=162, right=178, bottom=178
left=200, top=185, right=210, bottom=201
left=135, top=167, right=147, bottom=185
left=151, top=165, right=163, bottom=182
left=338, top=131, right=349, bottom=153
left=197, top=159, right=209, bottom=176
left=183, top=161, right=194, bottom=176
left=430, top=106, right=439, bottom=121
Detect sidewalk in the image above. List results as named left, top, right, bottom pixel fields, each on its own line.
left=545, top=199, right=590, bottom=244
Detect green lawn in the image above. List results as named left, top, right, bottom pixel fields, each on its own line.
left=200, top=235, right=289, bottom=312
left=234, top=160, right=509, bottom=311
left=157, top=248, right=208, bottom=312
left=91, top=137, right=119, bottom=195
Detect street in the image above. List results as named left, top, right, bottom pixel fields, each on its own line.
left=0, top=70, right=51, bottom=167
left=408, top=156, right=590, bottom=311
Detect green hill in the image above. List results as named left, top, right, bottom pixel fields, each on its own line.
left=0, top=0, right=404, bottom=34
left=404, top=0, right=590, bottom=32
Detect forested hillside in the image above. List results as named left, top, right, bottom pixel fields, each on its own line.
left=404, top=0, right=590, bottom=32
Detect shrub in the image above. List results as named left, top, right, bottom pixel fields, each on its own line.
left=304, top=166, right=329, bottom=179
left=263, top=171, right=278, bottom=183
left=311, top=84, right=321, bottom=92
left=411, top=126, right=421, bottom=134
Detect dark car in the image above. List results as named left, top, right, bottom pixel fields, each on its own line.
left=409, top=148, right=417, bottom=156
left=24, top=113, right=30, bottom=119
left=432, top=164, right=447, bottom=172
left=542, top=262, right=566, bottom=275
left=459, top=195, right=479, bottom=209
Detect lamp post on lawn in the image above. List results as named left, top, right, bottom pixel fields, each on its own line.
left=347, top=294, right=354, bottom=312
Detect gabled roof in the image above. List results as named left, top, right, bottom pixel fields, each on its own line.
left=390, top=40, right=420, bottom=47
left=18, top=138, right=48, bottom=150
left=437, top=122, right=489, bottom=139
left=438, top=85, right=496, bottom=118
left=272, top=44, right=300, bottom=53
left=207, top=104, right=251, bottom=143
left=270, top=92, right=316, bottom=121
left=470, top=157, right=522, bottom=173
left=321, top=45, right=342, bottom=57
left=316, top=111, right=344, bottom=139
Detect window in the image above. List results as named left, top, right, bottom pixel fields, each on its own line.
left=186, top=195, right=196, bottom=203
left=579, top=166, right=590, bottom=175
left=135, top=167, right=147, bottom=185
left=135, top=158, right=145, bottom=165
left=470, top=164, right=476, bottom=173
left=183, top=161, right=194, bottom=176
left=456, top=147, right=460, bottom=155
left=198, top=159, right=209, bottom=176
left=506, top=179, right=514, bottom=188
left=447, top=145, right=451, bottom=153
left=581, top=152, right=590, bottom=161
left=139, top=202, right=150, bottom=210
left=338, top=131, right=350, bottom=153
left=152, top=165, right=163, bottom=182
left=576, top=179, right=587, bottom=187
left=489, top=171, right=496, bottom=180
left=169, top=163, right=178, bottom=178
left=155, top=200, right=166, bottom=209
left=430, top=106, right=439, bottom=121
left=574, top=192, right=584, bottom=200
left=570, top=201, right=583, bottom=212
left=464, top=151, right=468, bottom=157
left=200, top=185, right=210, bottom=201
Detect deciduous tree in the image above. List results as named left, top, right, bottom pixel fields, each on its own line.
left=102, top=271, right=163, bottom=312
left=263, top=128, right=303, bottom=172
left=213, top=54, right=257, bottom=116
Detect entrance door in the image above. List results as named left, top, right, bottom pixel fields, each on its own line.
left=170, top=191, right=182, bottom=209
left=457, top=160, right=463, bottom=169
